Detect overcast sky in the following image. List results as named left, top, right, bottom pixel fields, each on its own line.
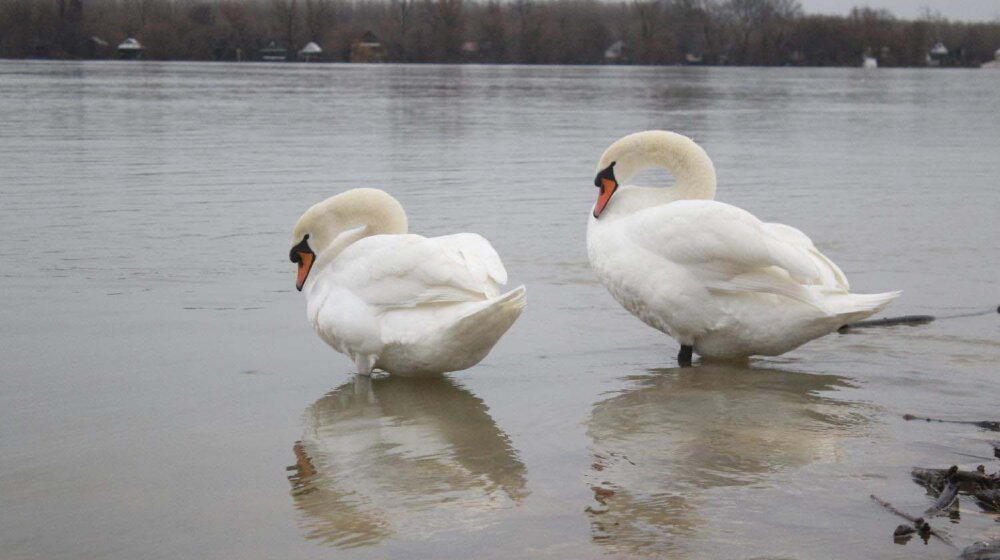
left=799, top=0, right=1000, bottom=22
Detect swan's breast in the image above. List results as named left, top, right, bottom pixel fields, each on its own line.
left=587, top=220, right=683, bottom=338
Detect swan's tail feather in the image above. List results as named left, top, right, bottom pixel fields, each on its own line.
left=827, top=290, right=901, bottom=323
left=450, top=285, right=526, bottom=336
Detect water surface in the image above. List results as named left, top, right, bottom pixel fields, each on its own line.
left=1, top=61, right=999, bottom=559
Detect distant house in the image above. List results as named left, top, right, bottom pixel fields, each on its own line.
left=117, top=38, right=144, bottom=60
left=350, top=31, right=385, bottom=62
left=298, top=42, right=322, bottom=62
left=982, top=48, right=1000, bottom=69
left=85, top=36, right=111, bottom=59
left=260, top=41, right=288, bottom=62
left=927, top=42, right=948, bottom=66
left=604, top=40, right=628, bottom=64
left=684, top=52, right=704, bottom=65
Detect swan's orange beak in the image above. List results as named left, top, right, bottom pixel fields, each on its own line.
left=593, top=177, right=618, bottom=218
left=289, top=234, right=315, bottom=292
left=295, top=252, right=314, bottom=291
left=593, top=162, right=619, bottom=219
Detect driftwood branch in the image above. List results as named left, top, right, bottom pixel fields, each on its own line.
left=870, top=494, right=956, bottom=547
left=838, top=315, right=934, bottom=332
left=913, top=466, right=999, bottom=492
left=973, top=489, right=1000, bottom=512
left=925, top=481, right=960, bottom=516
left=903, top=414, right=1000, bottom=432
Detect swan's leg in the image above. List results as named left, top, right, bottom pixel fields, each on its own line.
left=677, top=345, right=693, bottom=366
left=354, top=354, right=378, bottom=377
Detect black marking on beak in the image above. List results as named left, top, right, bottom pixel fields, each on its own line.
left=290, top=234, right=312, bottom=263
left=594, top=161, right=617, bottom=188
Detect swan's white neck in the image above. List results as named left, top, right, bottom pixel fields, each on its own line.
left=293, top=189, right=408, bottom=293
left=597, top=131, right=716, bottom=219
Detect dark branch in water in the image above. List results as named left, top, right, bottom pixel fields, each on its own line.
left=912, top=466, right=998, bottom=492
left=973, top=489, right=1000, bottom=512
left=838, top=315, right=934, bottom=332
left=903, top=414, right=1000, bottom=432
left=870, top=494, right=956, bottom=547
left=839, top=305, right=998, bottom=333
left=924, top=480, right=960, bottom=516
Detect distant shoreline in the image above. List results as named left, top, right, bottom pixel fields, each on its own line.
left=0, top=58, right=994, bottom=70
left=2, top=0, right=998, bottom=68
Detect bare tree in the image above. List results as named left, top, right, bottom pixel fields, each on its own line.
left=270, top=0, right=298, bottom=53
left=632, top=0, right=661, bottom=63
left=303, top=0, right=334, bottom=42
left=386, top=0, right=414, bottom=59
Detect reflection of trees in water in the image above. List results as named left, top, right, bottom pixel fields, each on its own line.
left=287, top=376, right=527, bottom=548
left=585, top=363, right=870, bottom=555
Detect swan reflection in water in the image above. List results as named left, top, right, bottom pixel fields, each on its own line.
left=585, top=363, right=870, bottom=555
left=287, top=375, right=527, bottom=548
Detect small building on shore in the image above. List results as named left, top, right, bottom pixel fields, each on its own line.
left=299, top=42, right=322, bottom=62
left=604, top=40, right=628, bottom=64
left=350, top=32, right=385, bottom=62
left=260, top=41, right=288, bottom=62
left=117, top=38, right=143, bottom=60
left=982, top=49, right=1000, bottom=69
left=927, top=42, right=948, bottom=66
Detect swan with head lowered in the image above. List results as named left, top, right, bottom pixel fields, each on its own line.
left=586, top=131, right=899, bottom=364
left=290, top=188, right=526, bottom=377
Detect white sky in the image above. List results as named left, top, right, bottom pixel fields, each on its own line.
left=799, top=0, right=1000, bottom=22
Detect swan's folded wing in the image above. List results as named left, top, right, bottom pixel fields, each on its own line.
left=430, top=233, right=509, bottom=286
left=625, top=200, right=823, bottom=285
left=335, top=234, right=507, bottom=308
left=761, top=222, right=849, bottom=290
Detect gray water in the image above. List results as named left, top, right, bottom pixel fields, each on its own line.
left=1, top=61, right=998, bottom=559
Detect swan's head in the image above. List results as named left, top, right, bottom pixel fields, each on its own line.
left=289, top=188, right=408, bottom=291
left=592, top=130, right=716, bottom=218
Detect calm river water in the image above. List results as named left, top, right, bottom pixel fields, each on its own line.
left=1, top=61, right=998, bottom=559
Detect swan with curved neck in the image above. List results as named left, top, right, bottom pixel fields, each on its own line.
left=290, top=188, right=526, bottom=377
left=587, top=130, right=899, bottom=363
left=592, top=130, right=716, bottom=219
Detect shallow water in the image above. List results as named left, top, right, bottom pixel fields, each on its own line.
left=1, top=61, right=998, bottom=559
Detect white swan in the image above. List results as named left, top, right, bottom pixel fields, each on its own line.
left=586, top=131, right=899, bottom=363
left=290, top=188, right=526, bottom=377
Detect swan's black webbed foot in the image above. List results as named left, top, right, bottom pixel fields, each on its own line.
left=677, top=345, right=693, bottom=367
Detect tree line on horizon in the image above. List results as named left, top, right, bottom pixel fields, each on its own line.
left=2, top=0, right=999, bottom=66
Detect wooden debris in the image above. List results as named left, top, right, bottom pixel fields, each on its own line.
left=838, top=315, right=935, bottom=332
left=903, top=414, right=1000, bottom=432
left=925, top=481, right=960, bottom=516
left=972, top=489, right=1000, bottom=512
left=912, top=466, right=998, bottom=493
left=870, top=494, right=956, bottom=547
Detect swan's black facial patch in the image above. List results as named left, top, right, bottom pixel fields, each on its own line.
left=289, top=234, right=312, bottom=263
left=594, top=161, right=617, bottom=188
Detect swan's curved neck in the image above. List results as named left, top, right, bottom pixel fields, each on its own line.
left=602, top=132, right=717, bottom=217
left=297, top=188, right=408, bottom=267
left=625, top=132, right=716, bottom=200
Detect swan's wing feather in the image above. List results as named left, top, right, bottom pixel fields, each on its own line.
left=334, top=234, right=505, bottom=308
left=625, top=200, right=823, bottom=285
left=431, top=233, right=509, bottom=286
left=762, top=222, right=849, bottom=290
left=703, top=269, right=832, bottom=314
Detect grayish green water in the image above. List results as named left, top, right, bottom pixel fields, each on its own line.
left=1, top=61, right=998, bottom=559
